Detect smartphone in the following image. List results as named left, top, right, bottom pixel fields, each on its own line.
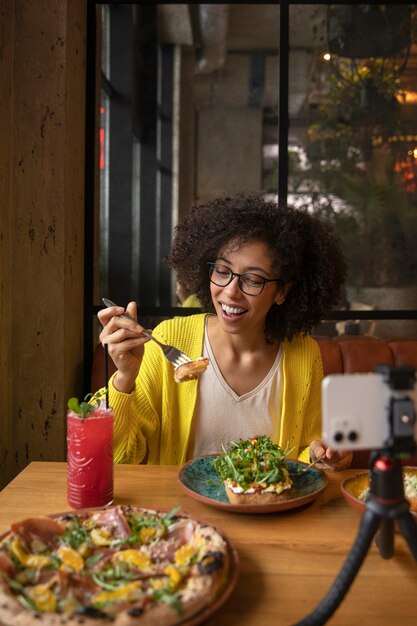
left=322, top=372, right=416, bottom=450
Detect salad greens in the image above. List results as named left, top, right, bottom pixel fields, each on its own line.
left=61, top=514, right=90, bottom=548
left=212, top=435, right=292, bottom=491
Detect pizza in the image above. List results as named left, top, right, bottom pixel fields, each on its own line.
left=212, top=435, right=293, bottom=505
left=0, top=505, right=231, bottom=626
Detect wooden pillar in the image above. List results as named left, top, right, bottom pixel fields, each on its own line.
left=0, top=0, right=87, bottom=489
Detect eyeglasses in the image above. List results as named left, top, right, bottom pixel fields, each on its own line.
left=208, top=262, right=284, bottom=296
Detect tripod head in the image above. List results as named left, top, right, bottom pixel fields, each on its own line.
left=373, top=364, right=416, bottom=459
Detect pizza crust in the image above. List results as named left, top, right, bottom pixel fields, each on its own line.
left=0, top=591, right=194, bottom=626
left=0, top=578, right=224, bottom=626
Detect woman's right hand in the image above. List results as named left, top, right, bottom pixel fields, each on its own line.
left=97, top=301, right=151, bottom=393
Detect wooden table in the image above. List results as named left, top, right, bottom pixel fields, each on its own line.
left=0, top=463, right=416, bottom=626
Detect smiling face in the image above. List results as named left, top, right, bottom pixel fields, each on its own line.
left=209, top=239, right=287, bottom=338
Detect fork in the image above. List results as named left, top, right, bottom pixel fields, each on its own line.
left=300, top=454, right=326, bottom=473
left=289, top=454, right=326, bottom=477
left=102, top=298, right=192, bottom=369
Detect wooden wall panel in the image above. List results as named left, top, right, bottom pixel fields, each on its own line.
left=0, top=0, right=13, bottom=488
left=0, top=0, right=87, bottom=489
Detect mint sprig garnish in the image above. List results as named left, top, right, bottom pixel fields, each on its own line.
left=67, top=390, right=107, bottom=418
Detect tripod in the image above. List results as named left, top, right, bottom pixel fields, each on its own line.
left=293, top=451, right=417, bottom=626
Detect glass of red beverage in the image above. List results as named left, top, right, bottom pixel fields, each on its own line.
left=67, top=403, right=114, bottom=509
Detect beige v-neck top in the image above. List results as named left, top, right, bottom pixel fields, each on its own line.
left=191, top=326, right=283, bottom=457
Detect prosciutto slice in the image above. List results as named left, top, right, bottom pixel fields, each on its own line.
left=10, top=516, right=65, bottom=551
left=149, top=520, right=195, bottom=562
left=90, top=506, right=131, bottom=539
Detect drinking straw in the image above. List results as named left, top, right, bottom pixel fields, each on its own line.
left=104, top=343, right=109, bottom=409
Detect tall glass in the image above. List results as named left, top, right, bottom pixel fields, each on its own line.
left=67, top=404, right=114, bottom=509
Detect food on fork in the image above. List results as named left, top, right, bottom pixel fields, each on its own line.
left=0, top=505, right=231, bottom=626
left=174, top=356, right=210, bottom=383
left=213, top=435, right=293, bottom=505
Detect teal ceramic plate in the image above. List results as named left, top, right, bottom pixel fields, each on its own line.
left=178, top=455, right=328, bottom=514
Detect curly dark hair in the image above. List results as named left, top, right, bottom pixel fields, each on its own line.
left=165, top=194, right=347, bottom=341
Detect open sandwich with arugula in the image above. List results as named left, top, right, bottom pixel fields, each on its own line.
left=0, top=505, right=231, bottom=626
left=213, top=435, right=293, bottom=505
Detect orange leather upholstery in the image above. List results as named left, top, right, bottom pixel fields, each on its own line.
left=338, top=339, right=394, bottom=373
left=315, top=336, right=417, bottom=377
left=314, top=338, right=344, bottom=376
left=389, top=341, right=417, bottom=368
left=91, top=336, right=417, bottom=468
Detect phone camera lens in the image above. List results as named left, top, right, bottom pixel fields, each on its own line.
left=348, top=431, right=358, bottom=442
left=334, top=432, right=344, bottom=442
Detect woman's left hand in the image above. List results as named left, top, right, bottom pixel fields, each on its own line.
left=310, top=440, right=353, bottom=471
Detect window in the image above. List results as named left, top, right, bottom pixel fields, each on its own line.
left=89, top=3, right=417, bottom=339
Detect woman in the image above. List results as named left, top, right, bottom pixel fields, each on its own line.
left=98, top=195, right=352, bottom=470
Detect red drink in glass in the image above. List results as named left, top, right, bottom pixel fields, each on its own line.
left=67, top=405, right=114, bottom=508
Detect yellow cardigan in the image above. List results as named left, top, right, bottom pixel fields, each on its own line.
left=109, top=314, right=323, bottom=465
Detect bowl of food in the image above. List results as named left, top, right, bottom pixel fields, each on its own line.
left=341, top=467, right=417, bottom=516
